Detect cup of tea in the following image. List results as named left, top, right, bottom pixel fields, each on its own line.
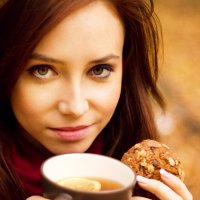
left=41, top=153, right=136, bottom=200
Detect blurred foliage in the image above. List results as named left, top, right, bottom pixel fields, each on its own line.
left=0, top=0, right=199, bottom=198
left=155, top=0, right=200, bottom=199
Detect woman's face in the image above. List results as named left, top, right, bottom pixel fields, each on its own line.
left=11, top=1, right=124, bottom=154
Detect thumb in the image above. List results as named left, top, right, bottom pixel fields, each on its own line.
left=54, top=193, right=73, bottom=200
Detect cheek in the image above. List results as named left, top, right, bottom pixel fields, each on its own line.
left=11, top=84, right=53, bottom=123
left=90, top=81, right=121, bottom=119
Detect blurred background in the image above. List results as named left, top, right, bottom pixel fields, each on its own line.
left=155, top=0, right=200, bottom=199
left=0, top=0, right=199, bottom=198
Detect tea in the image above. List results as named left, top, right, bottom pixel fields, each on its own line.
left=57, top=177, right=124, bottom=192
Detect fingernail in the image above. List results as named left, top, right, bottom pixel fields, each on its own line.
left=136, top=175, right=150, bottom=184
left=160, top=168, right=171, bottom=178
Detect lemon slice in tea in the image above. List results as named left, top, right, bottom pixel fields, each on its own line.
left=57, top=177, right=101, bottom=192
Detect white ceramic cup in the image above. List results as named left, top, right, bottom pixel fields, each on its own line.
left=41, top=153, right=136, bottom=200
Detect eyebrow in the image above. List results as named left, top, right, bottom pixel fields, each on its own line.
left=31, top=53, right=65, bottom=65
left=88, top=54, right=120, bottom=65
left=31, top=53, right=120, bottom=65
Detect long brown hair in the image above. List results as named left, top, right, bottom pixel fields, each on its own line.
left=0, top=0, right=164, bottom=198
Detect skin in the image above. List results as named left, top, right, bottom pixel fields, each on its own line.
left=11, top=1, right=124, bottom=155
left=10, top=0, right=192, bottom=199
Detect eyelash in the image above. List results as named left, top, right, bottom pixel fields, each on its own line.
left=89, top=64, right=114, bottom=78
left=26, top=63, right=114, bottom=79
left=26, top=64, right=56, bottom=79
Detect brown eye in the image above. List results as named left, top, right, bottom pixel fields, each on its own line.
left=93, top=66, right=104, bottom=75
left=37, top=65, right=49, bottom=75
left=89, top=64, right=113, bottom=78
left=27, top=64, right=57, bottom=79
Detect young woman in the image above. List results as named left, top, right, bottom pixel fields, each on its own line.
left=0, top=0, right=192, bottom=199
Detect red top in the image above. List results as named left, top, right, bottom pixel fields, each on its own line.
left=9, top=134, right=104, bottom=197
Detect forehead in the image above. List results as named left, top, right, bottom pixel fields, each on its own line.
left=33, top=1, right=124, bottom=61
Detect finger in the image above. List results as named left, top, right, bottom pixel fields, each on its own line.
left=26, top=196, right=50, bottom=200
left=54, top=193, right=73, bottom=200
left=130, top=197, right=150, bottom=200
left=136, top=175, right=182, bottom=200
left=160, top=169, right=193, bottom=200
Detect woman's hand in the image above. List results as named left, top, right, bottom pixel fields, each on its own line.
left=26, top=196, right=49, bottom=200
left=131, top=169, right=193, bottom=200
left=26, top=194, right=71, bottom=200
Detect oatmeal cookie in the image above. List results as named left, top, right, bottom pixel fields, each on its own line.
left=121, top=139, right=184, bottom=199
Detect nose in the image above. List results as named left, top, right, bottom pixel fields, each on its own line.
left=57, top=83, right=89, bottom=117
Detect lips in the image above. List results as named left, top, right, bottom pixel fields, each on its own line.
left=49, top=125, right=91, bottom=141
left=54, top=126, right=89, bottom=131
